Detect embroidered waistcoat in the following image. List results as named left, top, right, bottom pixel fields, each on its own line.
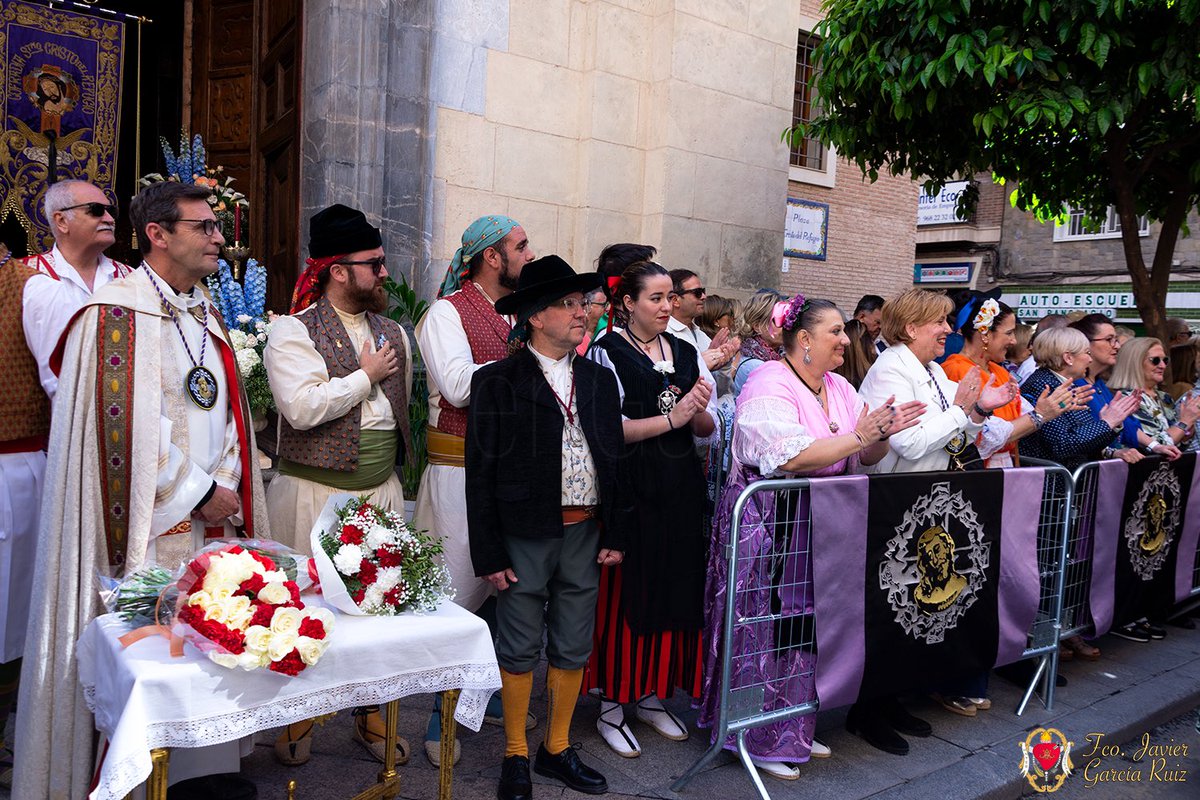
left=437, top=282, right=513, bottom=438
left=0, top=258, right=50, bottom=444
left=277, top=296, right=414, bottom=472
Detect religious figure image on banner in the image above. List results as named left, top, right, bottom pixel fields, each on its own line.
left=0, top=0, right=123, bottom=252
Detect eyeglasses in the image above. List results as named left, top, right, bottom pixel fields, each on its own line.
left=60, top=201, right=118, bottom=219
left=338, top=256, right=387, bottom=275
left=1089, top=335, right=1118, bottom=346
left=1149, top=356, right=1171, bottom=366
left=549, top=297, right=592, bottom=313
left=677, top=287, right=706, bottom=299
left=173, top=218, right=221, bottom=237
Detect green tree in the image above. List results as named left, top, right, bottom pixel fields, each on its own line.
left=795, top=0, right=1200, bottom=339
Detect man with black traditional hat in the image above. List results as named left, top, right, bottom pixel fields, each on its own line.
left=263, top=202, right=413, bottom=766
left=467, top=255, right=631, bottom=799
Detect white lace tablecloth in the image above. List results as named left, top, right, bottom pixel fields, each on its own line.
left=78, top=599, right=501, bottom=800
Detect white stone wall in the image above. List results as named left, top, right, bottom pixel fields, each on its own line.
left=428, top=0, right=798, bottom=296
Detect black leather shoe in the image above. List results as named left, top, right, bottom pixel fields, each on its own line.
left=533, top=743, right=608, bottom=794
left=498, top=755, right=532, bottom=800
left=846, top=706, right=909, bottom=756
left=882, top=698, right=931, bottom=738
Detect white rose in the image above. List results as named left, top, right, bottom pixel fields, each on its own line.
left=244, top=333, right=258, bottom=348
left=224, top=595, right=254, bottom=630
left=257, top=581, right=291, bottom=605
left=207, top=584, right=235, bottom=604
left=202, top=598, right=228, bottom=624
left=236, top=313, right=252, bottom=324
left=237, top=650, right=270, bottom=670
left=187, top=590, right=212, bottom=608
left=269, top=606, right=303, bottom=636
left=295, top=636, right=326, bottom=666
left=333, top=544, right=363, bottom=575
left=244, top=625, right=271, bottom=653
left=261, top=569, right=288, bottom=584
left=268, top=630, right=299, bottom=661
left=209, top=652, right=240, bottom=669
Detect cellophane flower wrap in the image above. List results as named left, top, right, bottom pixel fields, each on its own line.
left=174, top=541, right=333, bottom=676
left=311, top=493, right=453, bottom=616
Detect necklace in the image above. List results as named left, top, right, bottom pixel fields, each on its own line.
left=543, top=362, right=584, bottom=446
left=784, top=356, right=839, bottom=434
left=624, top=329, right=679, bottom=416
left=144, top=267, right=218, bottom=411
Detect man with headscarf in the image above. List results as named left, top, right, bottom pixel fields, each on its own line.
left=263, top=203, right=413, bottom=766
left=468, top=255, right=629, bottom=799
left=413, top=215, right=535, bottom=763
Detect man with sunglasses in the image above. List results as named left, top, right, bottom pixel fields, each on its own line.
left=22, top=180, right=132, bottom=398
left=14, top=181, right=271, bottom=800
left=263, top=203, right=413, bottom=767
left=667, top=268, right=738, bottom=376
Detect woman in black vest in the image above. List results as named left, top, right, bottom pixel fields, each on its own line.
left=585, top=261, right=716, bottom=757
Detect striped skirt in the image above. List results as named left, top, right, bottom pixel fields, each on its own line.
left=583, top=564, right=703, bottom=703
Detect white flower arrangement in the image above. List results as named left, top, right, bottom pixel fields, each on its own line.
left=973, top=298, right=1000, bottom=333
left=653, top=360, right=675, bottom=374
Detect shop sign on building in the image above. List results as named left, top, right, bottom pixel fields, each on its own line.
left=784, top=197, right=829, bottom=261
left=914, top=262, right=973, bottom=284
left=917, top=180, right=971, bottom=226
left=1001, top=290, right=1137, bottom=320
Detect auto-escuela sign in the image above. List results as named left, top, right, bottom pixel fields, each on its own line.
left=1001, top=291, right=1136, bottom=320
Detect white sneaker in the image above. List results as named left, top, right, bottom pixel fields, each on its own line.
left=635, top=694, right=689, bottom=741
left=810, top=738, right=831, bottom=758
left=597, top=702, right=641, bottom=758
left=752, top=757, right=799, bottom=780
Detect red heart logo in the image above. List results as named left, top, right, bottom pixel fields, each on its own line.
left=1033, top=742, right=1061, bottom=772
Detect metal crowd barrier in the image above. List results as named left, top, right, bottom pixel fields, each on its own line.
left=674, top=477, right=815, bottom=800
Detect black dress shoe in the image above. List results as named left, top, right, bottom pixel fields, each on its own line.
left=882, top=698, right=931, bottom=738
left=498, top=755, right=532, bottom=800
left=846, top=705, right=909, bottom=756
left=533, top=743, right=608, bottom=795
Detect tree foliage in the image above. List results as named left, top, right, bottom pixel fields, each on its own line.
left=796, top=0, right=1200, bottom=338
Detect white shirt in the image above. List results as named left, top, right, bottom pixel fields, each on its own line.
left=1014, top=356, right=1037, bottom=384
left=264, top=304, right=411, bottom=433
left=22, top=245, right=126, bottom=399
left=417, top=282, right=511, bottom=428
left=667, top=314, right=712, bottom=353
left=528, top=344, right=598, bottom=505
left=858, top=342, right=984, bottom=473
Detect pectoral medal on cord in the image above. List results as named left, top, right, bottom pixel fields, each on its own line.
left=927, top=365, right=969, bottom=461
left=146, top=268, right=219, bottom=410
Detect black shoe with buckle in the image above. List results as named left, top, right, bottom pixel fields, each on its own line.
left=497, top=755, right=532, bottom=800
left=533, top=743, right=607, bottom=795
left=882, top=698, right=932, bottom=738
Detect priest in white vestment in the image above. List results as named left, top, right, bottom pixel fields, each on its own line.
left=13, top=182, right=270, bottom=800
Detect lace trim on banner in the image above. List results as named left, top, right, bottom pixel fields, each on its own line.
left=85, top=662, right=500, bottom=800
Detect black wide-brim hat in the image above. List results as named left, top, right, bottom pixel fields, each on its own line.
left=309, top=203, right=382, bottom=258
left=495, top=255, right=603, bottom=316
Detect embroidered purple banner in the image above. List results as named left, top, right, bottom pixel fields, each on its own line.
left=1088, top=459, right=1128, bottom=636
left=0, top=1, right=123, bottom=252
left=996, top=467, right=1043, bottom=666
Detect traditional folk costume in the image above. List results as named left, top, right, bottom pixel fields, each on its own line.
left=13, top=264, right=269, bottom=800
left=467, top=256, right=628, bottom=799
left=23, top=244, right=132, bottom=397
left=265, top=205, right=413, bottom=555
left=414, top=214, right=524, bottom=613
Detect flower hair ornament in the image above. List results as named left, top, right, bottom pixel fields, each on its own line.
left=771, top=294, right=810, bottom=332
left=972, top=298, right=1000, bottom=333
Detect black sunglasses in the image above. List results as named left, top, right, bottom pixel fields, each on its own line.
left=60, top=201, right=117, bottom=219
left=339, top=256, right=387, bottom=275
left=677, top=287, right=706, bottom=298
left=1149, top=356, right=1171, bottom=366
left=173, top=218, right=221, bottom=237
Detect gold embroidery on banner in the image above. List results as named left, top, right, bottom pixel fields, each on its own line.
left=96, top=305, right=133, bottom=568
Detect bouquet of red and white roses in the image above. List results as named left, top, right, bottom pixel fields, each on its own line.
left=311, top=494, right=453, bottom=616
left=175, top=542, right=334, bottom=676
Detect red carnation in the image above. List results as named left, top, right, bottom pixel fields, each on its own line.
left=383, top=587, right=402, bottom=607
left=376, top=547, right=403, bottom=567
left=340, top=524, right=365, bottom=545
left=351, top=588, right=365, bottom=604
left=249, top=602, right=275, bottom=628
left=239, top=573, right=266, bottom=597
left=298, top=617, right=326, bottom=640
left=269, top=648, right=306, bottom=676
left=359, top=560, right=378, bottom=585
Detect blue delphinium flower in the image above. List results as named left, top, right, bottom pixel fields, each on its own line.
left=191, top=134, right=206, bottom=177
left=214, top=259, right=246, bottom=323
left=244, top=259, right=267, bottom=323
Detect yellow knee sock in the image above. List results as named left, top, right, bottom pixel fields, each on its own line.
left=544, top=666, right=584, bottom=755
left=500, top=669, right=534, bottom=758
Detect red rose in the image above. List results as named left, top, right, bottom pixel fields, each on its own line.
left=249, top=602, right=275, bottom=628
left=239, top=573, right=266, bottom=597
left=298, top=617, right=326, bottom=639
left=340, top=524, right=365, bottom=545
left=269, top=648, right=306, bottom=676
left=359, top=560, right=378, bottom=585
left=376, top=547, right=403, bottom=567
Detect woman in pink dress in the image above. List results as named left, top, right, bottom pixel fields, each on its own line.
left=698, top=295, right=924, bottom=780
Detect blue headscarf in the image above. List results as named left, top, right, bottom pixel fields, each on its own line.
left=438, top=215, right=522, bottom=298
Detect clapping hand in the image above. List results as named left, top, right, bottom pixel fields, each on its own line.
left=1035, top=381, right=1089, bottom=421
left=1099, top=389, right=1141, bottom=429
left=978, top=375, right=1019, bottom=412
left=668, top=378, right=713, bottom=428
left=854, top=395, right=926, bottom=446
left=1178, top=393, right=1200, bottom=427
left=952, top=366, right=984, bottom=409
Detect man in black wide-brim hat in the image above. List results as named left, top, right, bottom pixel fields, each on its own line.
left=466, top=255, right=632, bottom=799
